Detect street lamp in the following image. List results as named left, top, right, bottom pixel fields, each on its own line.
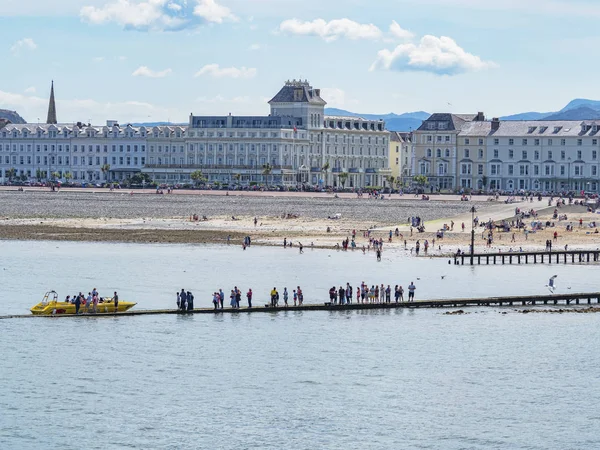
left=470, top=205, right=476, bottom=264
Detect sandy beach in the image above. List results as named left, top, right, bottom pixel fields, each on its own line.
left=1, top=187, right=599, bottom=253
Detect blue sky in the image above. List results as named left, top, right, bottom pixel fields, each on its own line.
left=1, top=0, right=599, bottom=123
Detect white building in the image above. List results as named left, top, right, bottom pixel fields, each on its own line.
left=0, top=80, right=390, bottom=188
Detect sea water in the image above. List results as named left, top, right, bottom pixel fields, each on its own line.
left=1, top=241, right=600, bottom=449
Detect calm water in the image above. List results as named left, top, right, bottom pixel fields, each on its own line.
left=1, top=241, right=600, bottom=449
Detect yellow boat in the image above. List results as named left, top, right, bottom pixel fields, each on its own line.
left=31, top=291, right=136, bottom=315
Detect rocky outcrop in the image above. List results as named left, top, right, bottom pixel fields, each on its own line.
left=0, top=109, right=26, bottom=125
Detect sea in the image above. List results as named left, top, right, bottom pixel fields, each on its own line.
left=1, top=241, right=600, bottom=449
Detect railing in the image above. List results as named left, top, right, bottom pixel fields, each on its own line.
left=144, top=164, right=293, bottom=170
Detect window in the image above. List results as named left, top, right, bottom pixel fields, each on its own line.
left=534, top=139, right=540, bottom=146
left=508, top=165, right=514, bottom=175
left=522, top=139, right=528, bottom=146
left=508, top=150, right=514, bottom=159
left=478, top=138, right=484, bottom=145
left=577, top=150, right=582, bottom=160
left=548, top=151, right=553, bottom=160
left=494, top=138, right=499, bottom=145
left=491, top=165, right=498, bottom=175
left=478, top=149, right=484, bottom=159
left=445, top=149, right=450, bottom=157
left=593, top=166, right=598, bottom=176
left=493, top=149, right=499, bottom=158
left=534, top=165, right=539, bottom=175
left=560, top=166, right=565, bottom=175
left=575, top=166, right=581, bottom=176
left=465, top=138, right=470, bottom=145
left=561, top=151, right=565, bottom=160
left=593, top=139, right=598, bottom=145
left=464, top=149, right=470, bottom=158
left=593, top=151, right=597, bottom=160
left=522, top=151, right=527, bottom=160
left=561, top=139, right=566, bottom=146
left=577, top=139, right=582, bottom=146
left=478, top=164, right=483, bottom=175
left=427, top=149, right=432, bottom=157
left=509, top=139, right=514, bottom=145
left=436, top=149, right=441, bottom=157
left=534, top=151, right=540, bottom=160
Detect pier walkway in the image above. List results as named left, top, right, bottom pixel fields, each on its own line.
left=2, top=292, right=600, bottom=319
left=454, top=250, right=600, bottom=266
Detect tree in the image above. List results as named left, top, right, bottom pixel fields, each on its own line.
left=338, top=172, right=349, bottom=188
left=130, top=173, right=152, bottom=185
left=262, top=163, right=273, bottom=187
left=190, top=170, right=206, bottom=186
left=481, top=175, right=488, bottom=189
left=385, top=175, right=396, bottom=188
left=5, top=168, right=16, bottom=182
left=35, top=169, right=44, bottom=182
left=234, top=173, right=241, bottom=184
left=101, top=164, right=111, bottom=181
left=321, top=162, right=330, bottom=186
left=51, top=171, right=60, bottom=181
left=413, top=175, right=428, bottom=187
left=64, top=172, right=73, bottom=184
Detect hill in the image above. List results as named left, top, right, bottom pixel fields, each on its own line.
left=0, top=109, right=26, bottom=124
left=324, top=108, right=429, bottom=131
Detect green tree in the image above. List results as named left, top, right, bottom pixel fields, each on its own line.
left=101, top=164, right=111, bottom=181
left=338, top=171, right=349, bottom=188
left=35, top=169, right=44, bottom=182
left=262, top=163, right=273, bottom=187
left=190, top=170, right=207, bottom=186
left=234, top=173, right=241, bottom=184
left=51, top=171, right=60, bottom=181
left=385, top=175, right=396, bottom=188
left=321, top=162, right=330, bottom=186
left=5, top=168, right=16, bottom=182
left=481, top=175, right=488, bottom=189
left=413, top=174, right=428, bottom=187
left=64, top=172, right=73, bottom=182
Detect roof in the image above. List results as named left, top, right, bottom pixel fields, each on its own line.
left=390, top=131, right=412, bottom=142
left=269, top=80, right=326, bottom=106
left=417, top=113, right=477, bottom=132
left=1, top=123, right=188, bottom=137
left=489, top=120, right=599, bottom=137
left=459, top=121, right=493, bottom=137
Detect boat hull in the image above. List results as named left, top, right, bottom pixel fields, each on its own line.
left=30, top=301, right=136, bottom=315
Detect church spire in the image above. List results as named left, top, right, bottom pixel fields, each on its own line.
left=46, top=80, right=57, bottom=124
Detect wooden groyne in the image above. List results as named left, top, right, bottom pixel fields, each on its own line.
left=2, top=292, right=600, bottom=319
left=454, top=250, right=600, bottom=266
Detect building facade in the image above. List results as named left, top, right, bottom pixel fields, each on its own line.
left=0, top=80, right=390, bottom=188
left=389, top=131, right=412, bottom=185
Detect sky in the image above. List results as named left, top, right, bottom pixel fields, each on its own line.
left=1, top=0, right=599, bottom=124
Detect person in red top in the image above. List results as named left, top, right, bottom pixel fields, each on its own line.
left=246, top=289, right=253, bottom=308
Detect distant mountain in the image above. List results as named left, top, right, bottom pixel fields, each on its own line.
left=130, top=122, right=187, bottom=127
left=559, top=98, right=600, bottom=113
left=543, top=106, right=600, bottom=121
left=324, top=108, right=429, bottom=131
left=499, top=112, right=550, bottom=121
left=0, top=109, right=26, bottom=124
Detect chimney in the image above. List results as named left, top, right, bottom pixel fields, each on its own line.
left=491, top=117, right=500, bottom=131
left=475, top=112, right=485, bottom=121
left=315, top=89, right=321, bottom=97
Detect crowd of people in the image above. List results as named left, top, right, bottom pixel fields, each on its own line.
left=64, top=288, right=119, bottom=314
left=327, top=281, right=417, bottom=304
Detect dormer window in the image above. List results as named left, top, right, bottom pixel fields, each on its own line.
left=539, top=127, right=547, bottom=133
left=554, top=126, right=562, bottom=133
left=528, top=126, right=536, bottom=133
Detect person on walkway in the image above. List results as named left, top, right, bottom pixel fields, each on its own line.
left=187, top=291, right=194, bottom=311
left=329, top=286, right=336, bottom=304
left=385, top=285, right=391, bottom=303
left=176, top=291, right=180, bottom=310
left=235, top=287, right=241, bottom=309
left=299, top=242, right=304, bottom=253
left=219, top=289, right=224, bottom=310
left=408, top=282, right=416, bottom=302
left=270, top=287, right=278, bottom=307
left=113, top=291, right=119, bottom=311
left=297, top=286, right=303, bottom=305
left=213, top=292, right=219, bottom=310
left=283, top=287, right=289, bottom=307
left=74, top=294, right=81, bottom=314
left=230, top=290, right=237, bottom=309
left=398, top=285, right=404, bottom=302
left=293, top=289, right=298, bottom=306
left=246, top=288, right=253, bottom=308
left=86, top=292, right=93, bottom=313
left=338, top=286, right=346, bottom=305
left=180, top=289, right=187, bottom=311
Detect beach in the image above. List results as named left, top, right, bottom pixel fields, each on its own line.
left=1, top=187, right=599, bottom=252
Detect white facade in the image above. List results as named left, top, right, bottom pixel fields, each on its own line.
left=0, top=80, right=390, bottom=188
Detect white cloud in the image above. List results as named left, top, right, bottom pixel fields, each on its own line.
left=193, top=0, right=238, bottom=23
left=24, top=87, right=36, bottom=94
left=196, top=95, right=251, bottom=104
left=194, top=64, right=256, bottom=79
left=249, top=43, right=260, bottom=50
left=93, top=56, right=105, bottom=62
left=0, top=89, right=183, bottom=124
left=80, top=0, right=236, bottom=31
left=389, top=20, right=414, bottom=40
left=320, top=88, right=358, bottom=108
left=278, top=18, right=382, bottom=42
left=10, top=38, right=37, bottom=55
left=370, top=35, right=497, bottom=75
left=132, top=65, right=172, bottom=77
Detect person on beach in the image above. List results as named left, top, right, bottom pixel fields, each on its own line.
left=299, top=242, right=304, bottom=254
left=407, top=282, right=415, bottom=302
left=376, top=248, right=382, bottom=261
left=246, top=288, right=253, bottom=308
left=113, top=291, right=119, bottom=311
left=284, top=238, right=287, bottom=248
